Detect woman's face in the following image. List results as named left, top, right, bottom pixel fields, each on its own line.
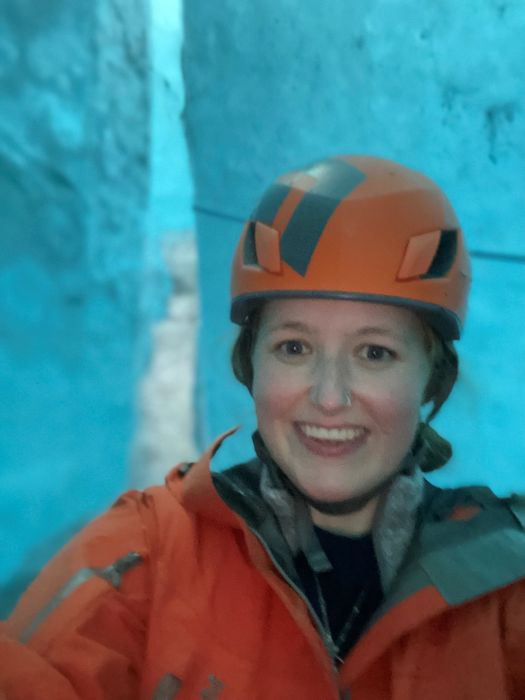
left=251, top=298, right=431, bottom=511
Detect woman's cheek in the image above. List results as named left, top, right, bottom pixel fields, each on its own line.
left=253, top=364, right=304, bottom=418
left=357, top=383, right=421, bottom=435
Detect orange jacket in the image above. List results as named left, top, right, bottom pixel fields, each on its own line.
left=2, top=430, right=525, bottom=699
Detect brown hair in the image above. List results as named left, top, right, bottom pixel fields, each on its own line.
left=231, top=304, right=458, bottom=472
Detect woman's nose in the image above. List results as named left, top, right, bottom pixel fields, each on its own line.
left=309, top=359, right=351, bottom=412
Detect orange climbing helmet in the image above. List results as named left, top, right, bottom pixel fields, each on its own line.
left=230, top=155, right=471, bottom=340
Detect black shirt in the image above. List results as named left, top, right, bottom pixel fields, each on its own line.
left=295, top=526, right=383, bottom=661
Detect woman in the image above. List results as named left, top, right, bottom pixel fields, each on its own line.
left=2, top=155, right=525, bottom=699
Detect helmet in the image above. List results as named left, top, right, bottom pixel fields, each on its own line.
left=230, top=155, right=471, bottom=339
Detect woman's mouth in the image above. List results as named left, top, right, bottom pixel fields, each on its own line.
left=294, top=422, right=368, bottom=457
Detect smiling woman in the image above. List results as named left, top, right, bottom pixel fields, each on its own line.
left=250, top=298, right=432, bottom=534
left=2, top=156, right=525, bottom=700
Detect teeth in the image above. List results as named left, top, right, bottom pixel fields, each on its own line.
left=301, top=424, right=365, bottom=442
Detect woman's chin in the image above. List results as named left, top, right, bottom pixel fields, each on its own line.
left=298, top=481, right=357, bottom=505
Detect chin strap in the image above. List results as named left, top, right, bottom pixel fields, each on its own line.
left=252, top=430, right=425, bottom=590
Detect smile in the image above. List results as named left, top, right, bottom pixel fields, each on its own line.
left=297, top=423, right=367, bottom=442
left=294, top=422, right=368, bottom=458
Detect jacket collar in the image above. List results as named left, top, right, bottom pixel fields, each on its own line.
left=165, top=427, right=425, bottom=592
left=165, top=429, right=525, bottom=607
left=164, top=427, right=242, bottom=528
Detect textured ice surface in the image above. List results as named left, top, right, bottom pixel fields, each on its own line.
left=0, top=0, right=190, bottom=611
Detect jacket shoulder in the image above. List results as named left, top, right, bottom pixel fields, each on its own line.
left=5, top=487, right=179, bottom=644
left=422, top=481, right=506, bottom=517
left=416, top=482, right=525, bottom=605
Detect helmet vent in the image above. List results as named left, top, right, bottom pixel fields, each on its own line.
left=243, top=222, right=258, bottom=265
left=242, top=221, right=282, bottom=273
left=423, top=229, right=458, bottom=279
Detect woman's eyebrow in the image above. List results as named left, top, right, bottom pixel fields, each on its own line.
left=354, top=326, right=405, bottom=341
left=266, top=321, right=313, bottom=334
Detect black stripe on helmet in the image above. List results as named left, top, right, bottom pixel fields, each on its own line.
left=251, top=182, right=290, bottom=224
left=280, top=159, right=365, bottom=276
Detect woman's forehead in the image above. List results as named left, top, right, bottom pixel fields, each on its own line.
left=259, top=297, right=423, bottom=336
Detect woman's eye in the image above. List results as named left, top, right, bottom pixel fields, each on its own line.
left=276, top=339, right=308, bottom=356
left=360, top=344, right=395, bottom=362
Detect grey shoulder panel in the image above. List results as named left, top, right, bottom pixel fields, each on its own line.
left=420, top=526, right=525, bottom=605
left=417, top=485, right=525, bottom=605
left=381, top=485, right=525, bottom=612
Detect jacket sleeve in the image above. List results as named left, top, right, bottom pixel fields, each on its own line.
left=0, top=489, right=155, bottom=700
left=502, top=579, right=525, bottom=696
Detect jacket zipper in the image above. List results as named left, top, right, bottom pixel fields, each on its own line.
left=248, top=526, right=340, bottom=681
left=220, top=481, right=336, bottom=664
